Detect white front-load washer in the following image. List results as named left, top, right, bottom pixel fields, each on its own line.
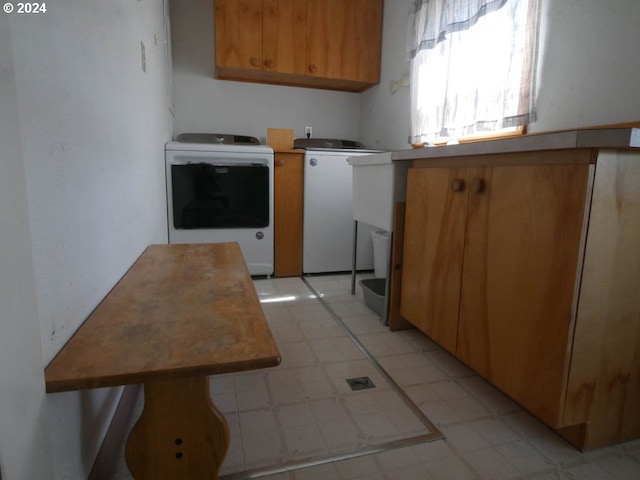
left=165, top=135, right=274, bottom=276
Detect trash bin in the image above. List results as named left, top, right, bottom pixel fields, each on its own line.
left=371, top=229, right=390, bottom=278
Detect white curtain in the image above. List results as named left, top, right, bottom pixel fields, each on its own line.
left=408, top=0, right=540, bottom=144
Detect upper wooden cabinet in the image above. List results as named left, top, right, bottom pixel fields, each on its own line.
left=214, top=0, right=263, bottom=71
left=401, top=167, right=468, bottom=354
left=306, top=0, right=382, bottom=85
left=214, top=0, right=383, bottom=92
left=215, top=0, right=307, bottom=75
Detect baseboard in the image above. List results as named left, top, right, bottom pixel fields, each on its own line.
left=88, top=384, right=142, bottom=480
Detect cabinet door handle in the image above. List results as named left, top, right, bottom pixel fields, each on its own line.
left=451, top=178, right=465, bottom=192
left=265, top=59, right=274, bottom=68
left=308, top=64, right=317, bottom=74
left=471, top=178, right=485, bottom=194
left=274, top=158, right=284, bottom=167
left=250, top=57, right=262, bottom=67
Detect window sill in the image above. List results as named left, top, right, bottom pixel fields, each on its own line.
left=412, top=126, right=526, bottom=148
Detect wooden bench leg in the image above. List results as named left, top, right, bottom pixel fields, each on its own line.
left=125, top=376, right=229, bottom=479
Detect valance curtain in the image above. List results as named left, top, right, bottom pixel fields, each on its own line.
left=407, top=0, right=540, bottom=144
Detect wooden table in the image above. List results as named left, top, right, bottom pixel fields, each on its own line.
left=44, top=243, right=281, bottom=479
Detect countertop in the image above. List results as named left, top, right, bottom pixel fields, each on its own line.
left=391, top=128, right=640, bottom=162
left=347, top=128, right=640, bottom=231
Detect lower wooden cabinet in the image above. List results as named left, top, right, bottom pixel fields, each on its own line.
left=400, top=167, right=467, bottom=354
left=456, top=162, right=590, bottom=428
left=400, top=148, right=640, bottom=449
left=306, top=0, right=382, bottom=86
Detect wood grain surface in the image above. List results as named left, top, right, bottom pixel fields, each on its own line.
left=125, top=376, right=229, bottom=479
left=215, top=0, right=263, bottom=70
left=263, top=0, right=307, bottom=75
left=457, top=162, right=590, bottom=427
left=214, top=0, right=382, bottom=92
left=44, top=243, right=281, bottom=393
left=274, top=152, right=304, bottom=277
left=398, top=147, right=640, bottom=449
left=400, top=167, right=468, bottom=354
left=388, top=202, right=413, bottom=331
left=564, top=150, right=640, bottom=448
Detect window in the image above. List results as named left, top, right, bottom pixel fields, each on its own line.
left=408, top=0, right=540, bottom=145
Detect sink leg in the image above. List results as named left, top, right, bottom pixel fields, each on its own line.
left=351, top=220, right=358, bottom=294
left=125, top=376, right=229, bottom=479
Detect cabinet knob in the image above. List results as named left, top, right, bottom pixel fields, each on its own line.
left=308, top=64, right=317, bottom=74
left=471, top=178, right=485, bottom=194
left=451, top=178, right=465, bottom=192
left=250, top=57, right=262, bottom=67
left=265, top=59, right=274, bottom=69
left=274, top=158, right=285, bottom=167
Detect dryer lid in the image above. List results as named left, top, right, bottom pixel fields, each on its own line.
left=175, top=133, right=261, bottom=146
left=294, top=138, right=366, bottom=150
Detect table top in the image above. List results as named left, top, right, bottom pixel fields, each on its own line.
left=44, top=243, right=281, bottom=393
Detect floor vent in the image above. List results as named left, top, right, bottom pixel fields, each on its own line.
left=346, top=376, right=376, bottom=391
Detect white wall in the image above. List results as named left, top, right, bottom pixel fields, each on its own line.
left=0, top=14, right=54, bottom=480
left=360, top=0, right=640, bottom=148
left=5, top=0, right=173, bottom=478
left=359, top=0, right=413, bottom=151
left=531, top=0, right=640, bottom=132
left=170, top=0, right=361, bottom=142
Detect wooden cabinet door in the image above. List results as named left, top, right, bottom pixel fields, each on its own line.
left=215, top=0, right=382, bottom=90
left=215, top=0, right=264, bottom=70
left=306, top=0, right=383, bottom=84
left=215, top=0, right=306, bottom=74
left=263, top=0, right=307, bottom=74
left=457, top=163, right=590, bottom=427
left=400, top=167, right=469, bottom=354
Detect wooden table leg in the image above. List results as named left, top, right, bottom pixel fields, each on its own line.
left=125, top=376, right=230, bottom=479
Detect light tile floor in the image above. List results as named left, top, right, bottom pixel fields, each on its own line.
left=107, top=273, right=640, bottom=480
left=215, top=274, right=439, bottom=478
left=248, top=274, right=640, bottom=480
